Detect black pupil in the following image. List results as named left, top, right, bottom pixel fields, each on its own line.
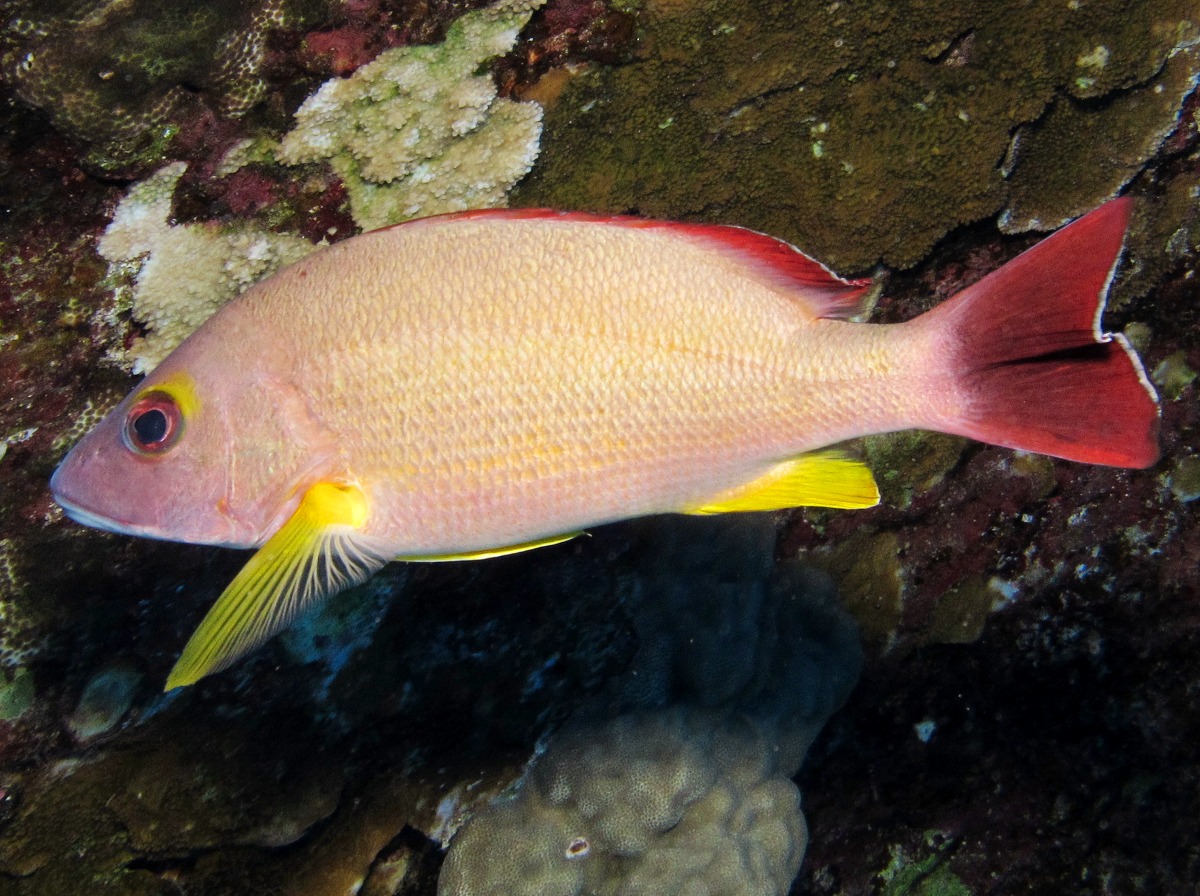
left=133, top=408, right=169, bottom=446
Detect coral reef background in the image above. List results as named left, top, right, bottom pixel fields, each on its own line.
left=1, top=0, right=1199, bottom=893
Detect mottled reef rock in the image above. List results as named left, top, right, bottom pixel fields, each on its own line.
left=518, top=0, right=1200, bottom=275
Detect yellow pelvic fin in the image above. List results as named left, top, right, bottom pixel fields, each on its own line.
left=398, top=531, right=582, bottom=563
left=165, top=482, right=386, bottom=691
left=683, top=450, right=880, bottom=514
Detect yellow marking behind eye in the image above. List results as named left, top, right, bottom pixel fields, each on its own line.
left=138, top=372, right=201, bottom=420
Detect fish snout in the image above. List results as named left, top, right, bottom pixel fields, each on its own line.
left=52, top=436, right=259, bottom=547
left=50, top=441, right=139, bottom=535
left=50, top=423, right=170, bottom=536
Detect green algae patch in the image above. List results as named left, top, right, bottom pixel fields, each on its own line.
left=808, top=530, right=905, bottom=650
left=517, top=0, right=1200, bottom=274
left=1168, top=453, right=1200, bottom=502
left=0, top=666, right=35, bottom=722
left=862, top=432, right=968, bottom=510
left=880, top=835, right=974, bottom=896
left=1151, top=349, right=1197, bottom=401
left=926, top=576, right=1006, bottom=646
left=1122, top=321, right=1153, bottom=355
left=886, top=862, right=973, bottom=896
left=1007, top=452, right=1059, bottom=501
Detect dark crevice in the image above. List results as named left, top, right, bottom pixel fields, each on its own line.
left=362, top=824, right=445, bottom=893
left=125, top=853, right=198, bottom=875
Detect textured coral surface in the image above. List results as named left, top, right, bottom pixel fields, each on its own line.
left=440, top=523, right=862, bottom=896
left=0, top=0, right=318, bottom=173
left=273, top=1, right=546, bottom=230
left=99, top=162, right=319, bottom=372
left=0, top=0, right=1198, bottom=893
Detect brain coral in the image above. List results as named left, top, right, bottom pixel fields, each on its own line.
left=274, top=0, right=546, bottom=230
left=1, top=0, right=307, bottom=172
left=438, top=517, right=863, bottom=896
left=439, top=708, right=808, bottom=896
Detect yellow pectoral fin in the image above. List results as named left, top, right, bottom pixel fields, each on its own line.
left=398, top=531, right=583, bottom=563
left=683, top=450, right=880, bottom=515
left=165, top=482, right=387, bottom=691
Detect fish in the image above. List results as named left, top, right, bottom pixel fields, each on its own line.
left=50, top=198, right=1160, bottom=689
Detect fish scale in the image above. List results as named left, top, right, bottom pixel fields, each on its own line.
left=50, top=201, right=1160, bottom=687
left=289, top=227, right=827, bottom=548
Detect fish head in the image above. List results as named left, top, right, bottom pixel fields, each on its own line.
left=51, top=336, right=334, bottom=549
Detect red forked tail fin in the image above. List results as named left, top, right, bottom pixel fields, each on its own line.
left=925, top=197, right=1160, bottom=468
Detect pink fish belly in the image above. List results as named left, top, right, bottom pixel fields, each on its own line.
left=364, top=332, right=942, bottom=554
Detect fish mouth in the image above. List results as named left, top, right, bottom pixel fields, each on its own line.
left=53, top=492, right=138, bottom=536
left=49, top=463, right=257, bottom=547
left=50, top=478, right=142, bottom=537
left=49, top=463, right=147, bottom=538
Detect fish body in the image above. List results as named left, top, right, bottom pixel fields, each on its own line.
left=50, top=201, right=1160, bottom=687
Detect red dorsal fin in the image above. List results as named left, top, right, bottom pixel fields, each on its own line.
left=407, top=208, right=873, bottom=320
left=646, top=218, right=873, bottom=319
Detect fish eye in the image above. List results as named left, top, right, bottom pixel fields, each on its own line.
left=124, top=390, right=184, bottom=455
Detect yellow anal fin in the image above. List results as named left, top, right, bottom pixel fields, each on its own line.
left=165, top=482, right=388, bottom=691
left=398, top=531, right=582, bottom=563
left=683, top=450, right=880, bottom=514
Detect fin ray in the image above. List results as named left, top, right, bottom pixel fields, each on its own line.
left=683, top=450, right=880, bottom=514
left=165, top=482, right=388, bottom=690
left=398, top=531, right=582, bottom=562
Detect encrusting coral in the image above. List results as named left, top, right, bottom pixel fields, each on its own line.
left=98, top=162, right=318, bottom=373
left=0, top=539, right=47, bottom=675
left=272, top=0, right=545, bottom=230
left=438, top=518, right=863, bottom=896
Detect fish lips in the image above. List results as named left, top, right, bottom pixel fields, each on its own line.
left=51, top=475, right=140, bottom=536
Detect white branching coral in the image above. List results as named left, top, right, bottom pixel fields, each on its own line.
left=101, top=1, right=546, bottom=372
left=98, top=162, right=317, bottom=373
left=274, top=0, right=545, bottom=230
